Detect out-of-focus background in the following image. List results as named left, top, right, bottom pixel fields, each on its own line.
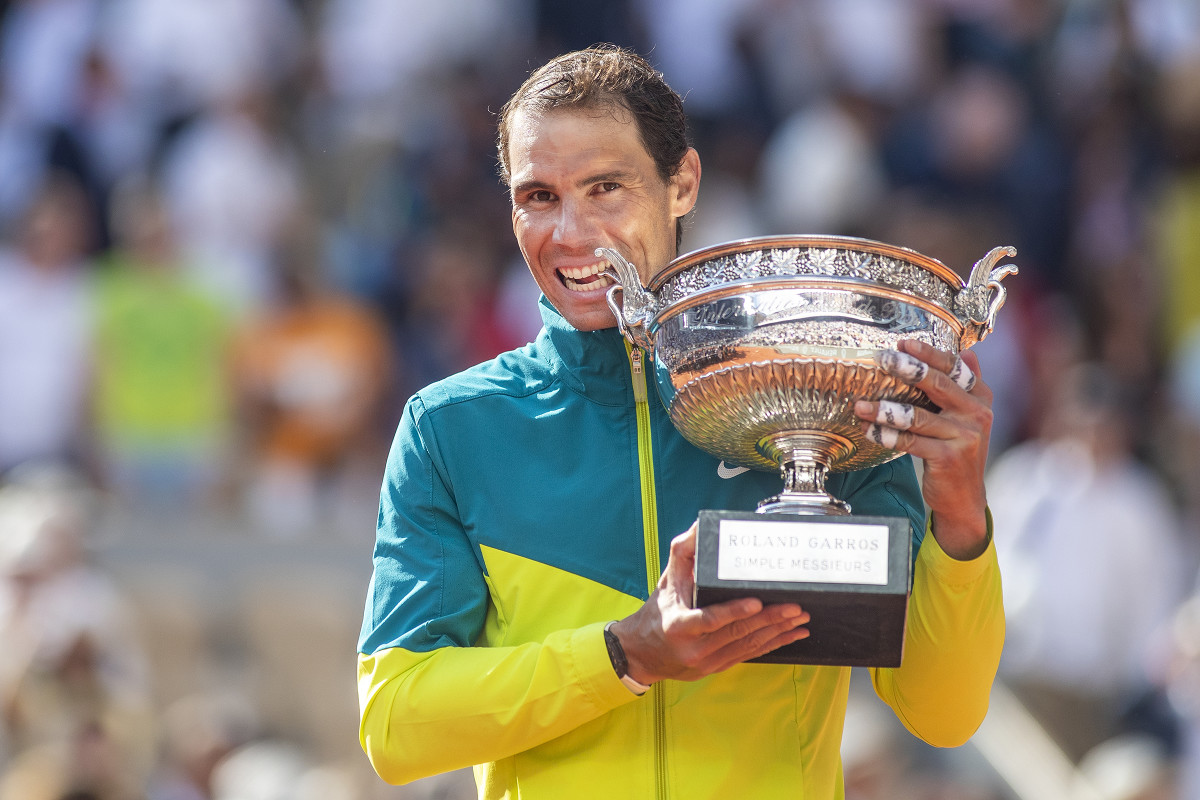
left=1, top=0, right=1200, bottom=798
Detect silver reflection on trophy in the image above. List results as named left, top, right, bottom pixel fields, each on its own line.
left=600, top=236, right=1017, bottom=516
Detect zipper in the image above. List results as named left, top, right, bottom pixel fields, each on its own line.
left=626, top=341, right=668, bottom=800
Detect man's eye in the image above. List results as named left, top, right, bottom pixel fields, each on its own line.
left=530, top=190, right=553, bottom=202
left=599, top=182, right=620, bottom=192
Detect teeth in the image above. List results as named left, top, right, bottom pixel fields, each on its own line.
left=559, top=260, right=610, bottom=280
left=563, top=273, right=615, bottom=292
left=559, top=260, right=615, bottom=292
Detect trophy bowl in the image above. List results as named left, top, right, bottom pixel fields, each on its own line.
left=601, top=235, right=1018, bottom=516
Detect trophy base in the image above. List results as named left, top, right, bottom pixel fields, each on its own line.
left=757, top=491, right=851, bottom=516
left=694, top=509, right=911, bottom=667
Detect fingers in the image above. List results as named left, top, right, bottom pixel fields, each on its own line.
left=865, top=400, right=914, bottom=447
left=628, top=519, right=816, bottom=682
left=878, top=345, right=975, bottom=394
left=707, top=611, right=811, bottom=670
left=856, top=340, right=993, bottom=456
left=864, top=419, right=902, bottom=449
left=707, top=602, right=807, bottom=642
left=859, top=397, right=955, bottom=449
left=860, top=341, right=992, bottom=552
left=862, top=400, right=910, bottom=449
left=660, top=523, right=699, bottom=593
left=670, top=523, right=698, bottom=557
left=689, top=602, right=810, bottom=672
left=877, top=348, right=929, bottom=384
left=875, top=340, right=991, bottom=409
left=674, top=595, right=808, bottom=657
left=897, top=339, right=984, bottom=391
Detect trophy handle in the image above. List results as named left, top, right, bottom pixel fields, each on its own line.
left=598, top=247, right=656, bottom=351
left=954, top=246, right=1018, bottom=349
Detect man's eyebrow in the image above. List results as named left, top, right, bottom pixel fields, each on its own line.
left=580, top=170, right=633, bottom=187
left=511, top=178, right=552, bottom=197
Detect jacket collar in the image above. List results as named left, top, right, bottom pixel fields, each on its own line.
left=538, top=296, right=633, bottom=406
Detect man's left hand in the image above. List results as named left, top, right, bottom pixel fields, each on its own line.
left=854, top=339, right=992, bottom=560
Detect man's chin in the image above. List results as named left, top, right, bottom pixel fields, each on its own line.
left=554, top=295, right=620, bottom=332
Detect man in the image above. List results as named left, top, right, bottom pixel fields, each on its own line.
left=358, top=45, right=1003, bottom=798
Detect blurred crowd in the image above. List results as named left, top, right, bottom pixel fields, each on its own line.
left=3, top=0, right=1200, bottom=798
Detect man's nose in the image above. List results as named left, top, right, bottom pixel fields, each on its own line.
left=552, top=197, right=598, bottom=247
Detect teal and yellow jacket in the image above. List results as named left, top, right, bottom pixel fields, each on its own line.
left=358, top=298, right=1004, bottom=799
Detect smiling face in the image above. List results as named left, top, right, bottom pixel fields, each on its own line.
left=507, top=105, right=700, bottom=331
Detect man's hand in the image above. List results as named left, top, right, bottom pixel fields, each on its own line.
left=609, top=524, right=810, bottom=686
left=854, top=339, right=992, bottom=561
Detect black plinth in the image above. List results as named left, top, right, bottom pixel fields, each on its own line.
left=693, top=509, right=912, bottom=667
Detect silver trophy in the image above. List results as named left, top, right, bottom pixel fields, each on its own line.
left=601, top=235, right=1017, bottom=514
left=601, top=235, right=1017, bottom=665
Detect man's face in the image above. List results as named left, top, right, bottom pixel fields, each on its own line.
left=507, top=106, right=700, bottom=331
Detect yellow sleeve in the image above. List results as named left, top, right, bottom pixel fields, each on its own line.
left=358, top=620, right=641, bottom=785
left=870, top=510, right=1005, bottom=747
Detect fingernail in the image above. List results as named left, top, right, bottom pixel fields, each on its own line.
left=854, top=400, right=872, bottom=416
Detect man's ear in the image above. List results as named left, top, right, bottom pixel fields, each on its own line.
left=669, top=148, right=701, bottom=218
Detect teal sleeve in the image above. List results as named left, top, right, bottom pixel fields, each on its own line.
left=357, top=397, right=639, bottom=785
left=358, top=396, right=488, bottom=656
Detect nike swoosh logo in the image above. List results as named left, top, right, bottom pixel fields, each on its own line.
left=717, top=461, right=751, bottom=479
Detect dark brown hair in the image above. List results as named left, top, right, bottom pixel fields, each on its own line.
left=497, top=45, right=692, bottom=247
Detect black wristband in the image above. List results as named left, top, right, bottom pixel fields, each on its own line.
left=604, top=621, right=651, bottom=695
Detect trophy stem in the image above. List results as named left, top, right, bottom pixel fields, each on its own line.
left=755, top=431, right=854, bottom=516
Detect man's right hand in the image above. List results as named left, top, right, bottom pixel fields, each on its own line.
left=608, top=523, right=810, bottom=686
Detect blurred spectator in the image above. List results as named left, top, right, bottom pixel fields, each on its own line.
left=0, top=173, right=95, bottom=477
left=159, top=87, right=302, bottom=314
left=989, top=362, right=1188, bottom=762
left=0, top=0, right=98, bottom=130
left=739, top=0, right=931, bottom=119
left=98, top=0, right=303, bottom=128
left=91, top=176, right=233, bottom=509
left=0, top=0, right=102, bottom=225
left=71, top=47, right=155, bottom=206
left=632, top=0, right=767, bottom=144
left=396, top=225, right=526, bottom=397
left=533, top=0, right=641, bottom=56
left=678, top=118, right=767, bottom=251
left=1074, top=733, right=1176, bottom=800
left=758, top=94, right=886, bottom=235
left=882, top=60, right=1071, bottom=290
left=147, top=692, right=257, bottom=800
left=1159, top=325, right=1200, bottom=799
left=493, top=256, right=546, bottom=349
left=209, top=740, right=309, bottom=800
left=1153, top=55, right=1200, bottom=355
left=0, top=469, right=153, bottom=792
left=231, top=253, right=392, bottom=535
left=316, top=0, right=531, bottom=145
left=0, top=727, right=144, bottom=800
left=1164, top=322, right=1200, bottom=536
